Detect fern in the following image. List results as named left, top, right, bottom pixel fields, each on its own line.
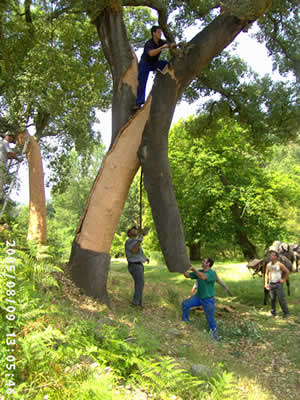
left=132, top=357, right=204, bottom=399
left=208, top=371, right=238, bottom=400
left=19, top=326, right=66, bottom=373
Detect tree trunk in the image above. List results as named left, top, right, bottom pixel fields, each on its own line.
left=139, top=14, right=245, bottom=272
left=70, top=3, right=272, bottom=302
left=17, top=131, right=47, bottom=244
left=69, top=101, right=152, bottom=302
left=218, top=172, right=257, bottom=260
left=189, top=243, right=201, bottom=261
left=236, top=231, right=258, bottom=260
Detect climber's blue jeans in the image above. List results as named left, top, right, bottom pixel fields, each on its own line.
left=136, top=59, right=168, bottom=105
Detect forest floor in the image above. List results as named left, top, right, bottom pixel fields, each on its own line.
left=59, top=259, right=300, bottom=400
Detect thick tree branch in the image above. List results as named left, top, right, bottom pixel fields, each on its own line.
left=172, top=14, right=245, bottom=97
left=25, top=0, right=33, bottom=23
left=93, top=7, right=138, bottom=144
left=0, top=19, right=10, bottom=73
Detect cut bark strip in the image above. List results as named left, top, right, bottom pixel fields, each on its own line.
left=17, top=131, right=47, bottom=244
left=76, top=99, right=152, bottom=253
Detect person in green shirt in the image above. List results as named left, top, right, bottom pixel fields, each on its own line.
left=182, top=257, right=217, bottom=339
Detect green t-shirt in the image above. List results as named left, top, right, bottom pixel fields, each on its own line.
left=189, top=269, right=216, bottom=299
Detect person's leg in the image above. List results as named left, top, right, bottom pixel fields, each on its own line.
left=182, top=294, right=201, bottom=322
left=201, top=298, right=217, bottom=339
left=277, top=283, right=290, bottom=315
left=136, top=61, right=150, bottom=106
left=156, top=60, right=168, bottom=71
left=128, top=263, right=144, bottom=305
left=269, top=285, right=277, bottom=316
left=0, top=166, right=7, bottom=201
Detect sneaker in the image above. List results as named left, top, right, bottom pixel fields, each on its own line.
left=133, top=104, right=142, bottom=112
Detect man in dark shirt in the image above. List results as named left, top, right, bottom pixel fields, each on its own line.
left=135, top=26, right=174, bottom=108
left=125, top=226, right=149, bottom=307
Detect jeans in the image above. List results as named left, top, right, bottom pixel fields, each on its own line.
left=136, top=59, right=168, bottom=105
left=182, top=295, right=217, bottom=338
left=269, top=282, right=289, bottom=315
left=128, top=262, right=144, bottom=305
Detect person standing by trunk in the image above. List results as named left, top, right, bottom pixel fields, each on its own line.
left=125, top=226, right=149, bottom=307
left=0, top=133, right=19, bottom=203
left=265, top=247, right=290, bottom=317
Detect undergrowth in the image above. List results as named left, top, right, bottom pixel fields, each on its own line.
left=0, top=243, right=242, bottom=400
left=1, top=244, right=299, bottom=399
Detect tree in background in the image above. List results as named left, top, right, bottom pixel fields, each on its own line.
left=169, top=116, right=299, bottom=260
left=0, top=1, right=110, bottom=242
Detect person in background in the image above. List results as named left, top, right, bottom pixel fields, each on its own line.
left=265, top=247, right=290, bottom=317
left=0, top=133, right=20, bottom=203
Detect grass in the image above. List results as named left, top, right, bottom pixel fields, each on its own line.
left=1, top=252, right=299, bottom=399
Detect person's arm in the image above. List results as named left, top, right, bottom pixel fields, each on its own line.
left=130, top=237, right=143, bottom=254
left=148, top=43, right=169, bottom=57
left=215, top=272, right=233, bottom=296
left=190, top=265, right=207, bottom=280
left=190, top=281, right=197, bottom=296
left=264, top=264, right=269, bottom=289
left=279, top=263, right=290, bottom=283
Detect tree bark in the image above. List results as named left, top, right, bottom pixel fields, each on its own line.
left=189, top=243, right=201, bottom=261
left=17, top=131, right=47, bottom=244
left=94, top=7, right=138, bottom=145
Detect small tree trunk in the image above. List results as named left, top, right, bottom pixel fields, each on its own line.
left=218, top=171, right=257, bottom=260
left=17, top=131, right=47, bottom=244
left=189, top=243, right=201, bottom=261
left=237, top=232, right=257, bottom=260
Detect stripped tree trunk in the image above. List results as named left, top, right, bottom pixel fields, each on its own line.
left=70, top=1, right=273, bottom=303
left=17, top=131, right=47, bottom=244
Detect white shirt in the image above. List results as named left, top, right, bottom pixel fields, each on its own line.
left=0, top=137, right=11, bottom=165
left=268, top=261, right=282, bottom=283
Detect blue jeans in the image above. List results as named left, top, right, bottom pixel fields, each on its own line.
left=136, top=59, right=168, bottom=105
left=182, top=295, right=217, bottom=338
left=128, top=262, right=144, bottom=305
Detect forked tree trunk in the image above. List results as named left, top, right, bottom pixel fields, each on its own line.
left=17, top=131, right=47, bottom=244
left=70, top=2, right=273, bottom=303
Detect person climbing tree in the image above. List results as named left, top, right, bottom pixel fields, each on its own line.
left=135, top=25, right=176, bottom=110
left=0, top=133, right=21, bottom=203
left=125, top=226, right=149, bottom=307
